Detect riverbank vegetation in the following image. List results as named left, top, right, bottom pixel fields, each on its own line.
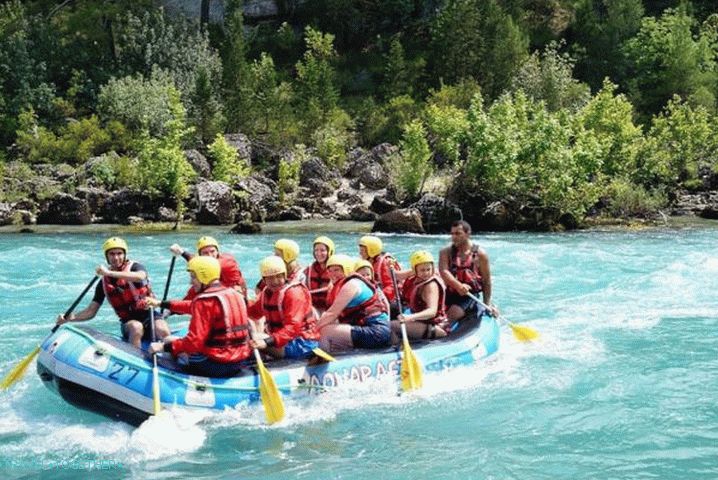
left=1, top=0, right=717, bottom=228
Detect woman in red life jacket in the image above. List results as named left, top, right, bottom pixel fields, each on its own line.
left=391, top=250, right=449, bottom=344
left=246, top=256, right=320, bottom=360
left=318, top=255, right=390, bottom=353
left=358, top=235, right=402, bottom=317
left=354, top=259, right=391, bottom=313
left=55, top=237, right=170, bottom=348
left=438, top=220, right=498, bottom=322
left=255, top=239, right=304, bottom=294
left=167, top=236, right=248, bottom=311
left=303, top=236, right=335, bottom=313
left=148, top=256, right=251, bottom=378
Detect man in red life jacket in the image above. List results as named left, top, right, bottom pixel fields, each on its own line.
left=55, top=237, right=170, bottom=348
left=303, top=236, right=335, bottom=312
left=358, top=235, right=402, bottom=317
left=438, top=220, right=498, bottom=322
left=247, top=256, right=320, bottom=360
left=391, top=250, right=449, bottom=343
left=255, top=238, right=304, bottom=294
left=148, top=256, right=251, bottom=377
left=169, top=235, right=247, bottom=300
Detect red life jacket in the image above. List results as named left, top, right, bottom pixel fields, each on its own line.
left=372, top=253, right=400, bottom=301
left=102, top=261, right=153, bottom=322
left=194, top=285, right=250, bottom=359
left=448, top=244, right=483, bottom=294
left=401, top=274, right=447, bottom=325
left=303, top=262, right=331, bottom=310
left=330, top=274, right=388, bottom=326
left=260, top=281, right=320, bottom=341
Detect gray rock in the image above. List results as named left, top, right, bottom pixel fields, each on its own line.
left=372, top=208, right=425, bottom=233
left=32, top=163, right=76, bottom=182
left=235, top=174, right=280, bottom=222
left=0, top=202, right=13, bottom=226
left=274, top=205, right=306, bottom=221
left=300, top=156, right=339, bottom=186
left=195, top=180, right=235, bottom=225
left=185, top=149, right=211, bottom=178
left=359, top=162, right=388, bottom=190
left=230, top=220, right=262, bottom=234
left=127, top=216, right=145, bottom=225
left=344, top=145, right=392, bottom=189
left=16, top=210, right=36, bottom=225
left=37, top=193, right=91, bottom=225
left=371, top=143, right=399, bottom=165
left=101, top=189, right=157, bottom=223
left=409, top=193, right=463, bottom=233
left=76, top=186, right=110, bottom=217
left=223, top=133, right=252, bottom=165
left=157, top=206, right=178, bottom=222
left=349, top=205, right=377, bottom=221
left=303, top=178, right=334, bottom=198
left=370, top=195, right=398, bottom=215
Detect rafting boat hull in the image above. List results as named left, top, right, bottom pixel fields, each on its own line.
left=37, top=314, right=499, bottom=425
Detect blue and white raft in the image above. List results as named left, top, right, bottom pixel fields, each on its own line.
left=37, top=314, right=499, bottom=425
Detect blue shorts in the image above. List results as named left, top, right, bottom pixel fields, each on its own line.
left=445, top=293, right=479, bottom=315
left=283, top=338, right=319, bottom=360
left=351, top=313, right=391, bottom=349
left=178, top=353, right=246, bottom=378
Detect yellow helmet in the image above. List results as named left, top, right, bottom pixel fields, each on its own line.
left=313, top=235, right=335, bottom=257
left=353, top=259, right=374, bottom=275
left=326, top=254, right=355, bottom=277
left=187, top=256, right=221, bottom=285
left=358, top=235, right=383, bottom=258
left=196, top=236, right=219, bottom=252
left=259, top=255, right=287, bottom=278
left=102, top=237, right=128, bottom=256
left=274, top=238, right=299, bottom=263
left=410, top=250, right=435, bottom=271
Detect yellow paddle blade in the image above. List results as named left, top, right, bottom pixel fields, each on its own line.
left=1, top=346, right=40, bottom=390
left=508, top=322, right=539, bottom=342
left=255, top=352, right=285, bottom=424
left=400, top=338, right=423, bottom=392
left=312, top=348, right=336, bottom=362
left=151, top=357, right=161, bottom=415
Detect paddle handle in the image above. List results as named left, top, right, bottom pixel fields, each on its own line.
left=53, top=276, right=100, bottom=334
left=160, top=256, right=176, bottom=316
left=389, top=267, right=404, bottom=322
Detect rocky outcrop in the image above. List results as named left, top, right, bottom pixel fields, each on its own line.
left=101, top=189, right=157, bottom=224
left=76, top=186, right=110, bottom=221
left=234, top=174, right=280, bottom=222
left=344, top=144, right=396, bottom=190
left=409, top=193, right=463, bottom=233
left=0, top=202, right=13, bottom=226
left=185, top=149, right=211, bottom=178
left=230, top=220, right=262, bottom=234
left=671, top=191, right=718, bottom=219
left=37, top=193, right=91, bottom=225
left=195, top=180, right=235, bottom=224
left=300, top=156, right=340, bottom=186
left=372, top=208, right=424, bottom=233
left=224, top=133, right=252, bottom=165
left=369, top=194, right=398, bottom=215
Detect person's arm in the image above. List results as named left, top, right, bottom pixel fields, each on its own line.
left=56, top=301, right=101, bottom=325
left=439, top=247, right=469, bottom=295
left=246, top=292, right=265, bottom=320
left=393, top=268, right=414, bottom=281
left=402, top=282, right=439, bottom=322
left=476, top=248, right=494, bottom=308
left=96, top=263, right=147, bottom=283
left=166, top=297, right=215, bottom=356
left=317, top=281, right=358, bottom=329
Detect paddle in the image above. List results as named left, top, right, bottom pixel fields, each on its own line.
left=160, top=256, right=176, bottom=315
left=149, top=307, right=161, bottom=415
left=390, top=267, right=423, bottom=392
left=311, top=348, right=336, bottom=362
left=465, top=292, right=539, bottom=342
left=1, top=276, right=99, bottom=390
left=253, top=347, right=285, bottom=424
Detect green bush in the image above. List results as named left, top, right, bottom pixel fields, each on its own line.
left=87, top=153, right=139, bottom=190
left=278, top=149, right=303, bottom=203
left=389, top=120, right=433, bottom=200
left=605, top=178, right=667, bottom=217
left=311, top=108, right=355, bottom=168
left=208, top=134, right=250, bottom=183
left=427, top=79, right=482, bottom=110
left=423, top=103, right=468, bottom=166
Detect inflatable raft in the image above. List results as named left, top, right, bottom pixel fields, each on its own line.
left=37, top=313, right=499, bottom=425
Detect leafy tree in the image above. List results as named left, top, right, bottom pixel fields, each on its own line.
left=191, top=65, right=225, bottom=143
left=208, top=133, right=250, bottom=183
left=423, top=103, right=468, bottom=166
left=511, top=41, right=591, bottom=113
left=382, top=37, right=412, bottom=99
left=295, top=26, right=340, bottom=133
left=623, top=7, right=718, bottom=120
left=390, top=119, right=433, bottom=199
left=222, top=0, right=250, bottom=132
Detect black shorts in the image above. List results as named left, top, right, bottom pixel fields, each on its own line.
left=120, top=310, right=162, bottom=341
left=445, top=292, right=479, bottom=314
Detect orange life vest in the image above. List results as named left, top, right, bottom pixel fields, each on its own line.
left=102, top=261, right=153, bottom=322
left=195, top=285, right=250, bottom=351
left=329, top=274, right=389, bottom=326
left=401, top=273, right=447, bottom=325
left=260, top=281, right=320, bottom=341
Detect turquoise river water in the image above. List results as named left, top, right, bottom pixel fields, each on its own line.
left=0, top=227, right=716, bottom=479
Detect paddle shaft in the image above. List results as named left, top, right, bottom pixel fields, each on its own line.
left=54, top=276, right=99, bottom=334
left=465, top=292, right=492, bottom=316
left=160, top=256, right=176, bottom=316
left=389, top=267, right=404, bottom=321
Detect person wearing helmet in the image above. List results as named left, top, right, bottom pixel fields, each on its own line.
left=168, top=235, right=248, bottom=305
left=56, top=237, right=170, bottom=348
left=302, top=236, right=335, bottom=312
left=438, top=220, right=498, bottom=321
left=391, top=250, right=449, bottom=343
left=354, top=259, right=391, bottom=313
left=148, top=256, right=252, bottom=377
left=358, top=235, right=402, bottom=316
left=246, top=256, right=320, bottom=360
left=255, top=239, right=304, bottom=294
left=317, top=254, right=390, bottom=352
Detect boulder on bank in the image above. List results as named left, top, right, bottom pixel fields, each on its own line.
left=300, top=156, right=339, bottom=186
left=195, top=180, right=235, bottom=225
left=372, top=208, right=424, bottom=233
left=223, top=133, right=253, bottom=166
left=101, top=189, right=157, bottom=224
left=37, top=193, right=91, bottom=225
left=409, top=193, right=463, bottom=233
left=230, top=220, right=262, bottom=234
left=185, top=149, right=211, bottom=178
left=0, top=202, right=13, bottom=226
left=344, top=145, right=395, bottom=190
left=234, top=174, right=280, bottom=222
